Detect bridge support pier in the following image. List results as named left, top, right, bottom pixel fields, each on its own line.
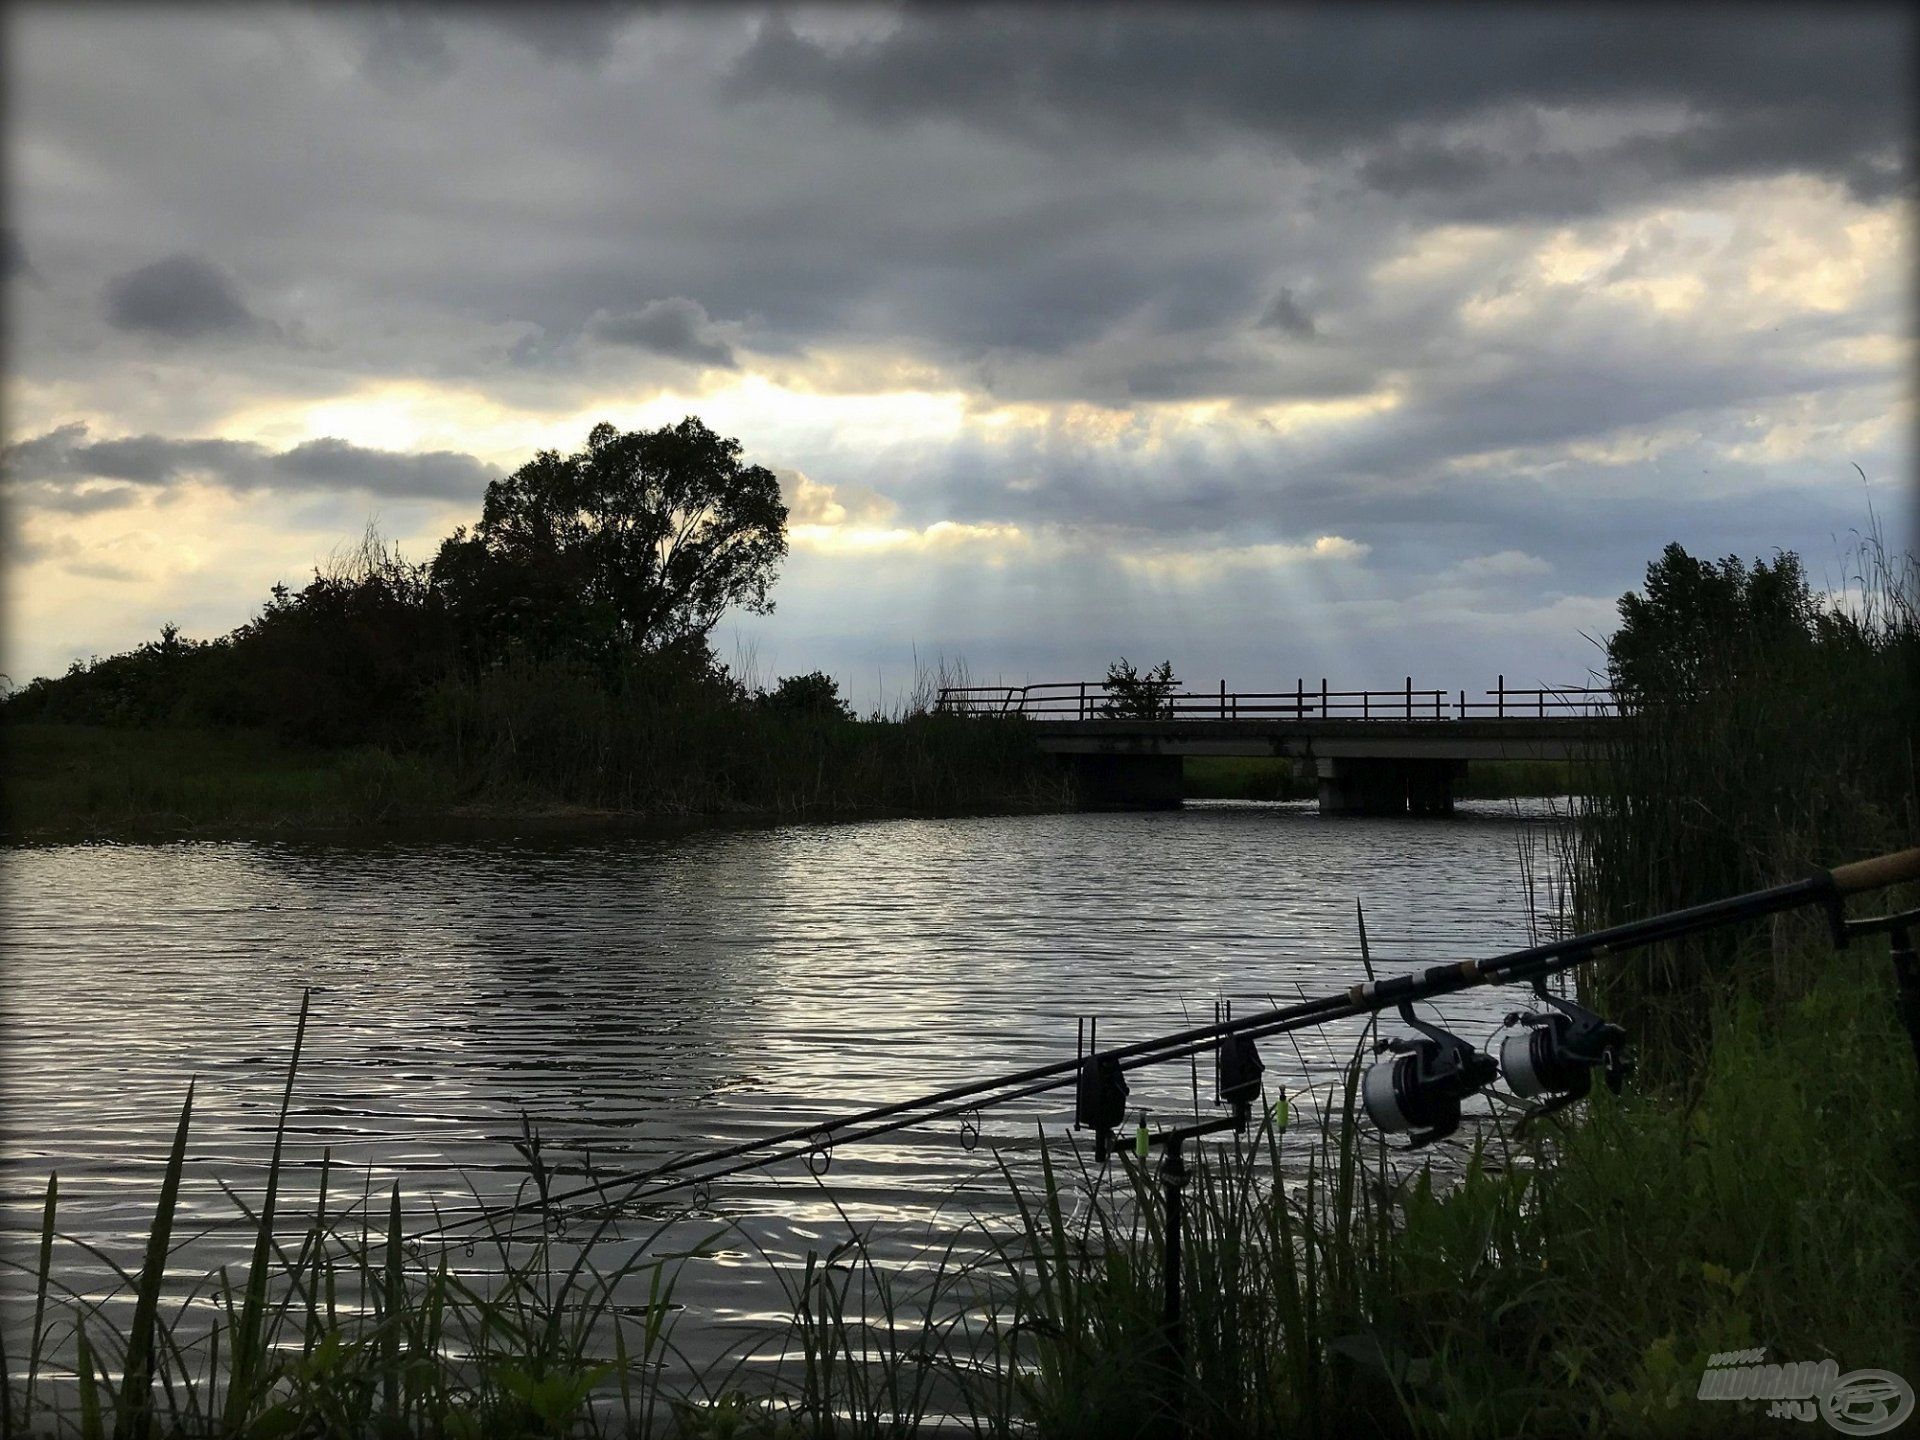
left=1061, top=754, right=1185, bottom=810
left=1316, top=758, right=1464, bottom=817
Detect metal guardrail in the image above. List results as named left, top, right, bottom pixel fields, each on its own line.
left=936, top=675, right=1617, bottom=721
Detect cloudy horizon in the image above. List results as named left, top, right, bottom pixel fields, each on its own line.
left=5, top=4, right=1913, bottom=709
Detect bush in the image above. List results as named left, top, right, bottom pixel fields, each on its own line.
left=1099, top=659, right=1178, bottom=719
left=761, top=671, right=853, bottom=720
left=1, top=531, right=457, bottom=747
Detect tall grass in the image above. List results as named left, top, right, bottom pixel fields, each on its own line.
left=987, top=949, right=1916, bottom=1438
left=425, top=653, right=1071, bottom=819
left=3, top=1003, right=696, bottom=1439
left=1, top=724, right=454, bottom=840
left=8, top=949, right=1915, bottom=1437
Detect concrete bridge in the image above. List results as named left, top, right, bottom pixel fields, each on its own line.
left=938, top=677, right=1617, bottom=815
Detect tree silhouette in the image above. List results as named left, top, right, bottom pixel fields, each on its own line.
left=762, top=671, right=853, bottom=719
left=1609, top=543, right=1822, bottom=702
left=432, top=416, right=787, bottom=661
left=1100, top=658, right=1179, bottom=718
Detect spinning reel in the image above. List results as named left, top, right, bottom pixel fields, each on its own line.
left=1498, top=980, right=1632, bottom=1123
left=1362, top=1001, right=1499, bottom=1148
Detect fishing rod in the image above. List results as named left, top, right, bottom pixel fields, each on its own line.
left=410, top=846, right=1920, bottom=1243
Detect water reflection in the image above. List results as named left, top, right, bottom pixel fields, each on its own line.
left=1, top=800, right=1567, bottom=1377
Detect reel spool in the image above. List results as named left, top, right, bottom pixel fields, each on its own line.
left=1499, top=980, right=1631, bottom=1122
left=1361, top=1002, right=1499, bottom=1148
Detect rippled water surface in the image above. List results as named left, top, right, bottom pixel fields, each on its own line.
left=2, top=800, right=1566, bottom=1382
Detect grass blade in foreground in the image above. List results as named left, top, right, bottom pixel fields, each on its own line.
left=114, top=1079, right=193, bottom=1440
left=221, top=987, right=310, bottom=1432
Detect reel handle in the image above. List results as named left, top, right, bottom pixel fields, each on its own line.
left=1830, top=847, right=1920, bottom=896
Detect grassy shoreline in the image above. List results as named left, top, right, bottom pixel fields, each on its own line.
left=5, top=928, right=1910, bottom=1439
left=3, top=725, right=1589, bottom=840
left=3, top=726, right=1590, bottom=843
left=0, top=720, right=1079, bottom=844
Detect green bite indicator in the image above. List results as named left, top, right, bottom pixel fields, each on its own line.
left=1134, top=1112, right=1150, bottom=1161
left=1272, top=1092, right=1290, bottom=1133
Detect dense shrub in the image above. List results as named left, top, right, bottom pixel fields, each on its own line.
left=3, top=533, right=456, bottom=747
left=1576, top=530, right=1919, bottom=1069
left=760, top=671, right=854, bottom=720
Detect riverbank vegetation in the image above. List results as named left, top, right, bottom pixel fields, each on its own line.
left=1, top=697, right=1068, bottom=842
left=8, top=953, right=1909, bottom=1438
left=1, top=418, right=1072, bottom=840
left=1, top=723, right=457, bottom=837
left=5, top=525, right=1914, bottom=1438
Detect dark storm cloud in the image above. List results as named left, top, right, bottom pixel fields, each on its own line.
left=590, top=298, right=737, bottom=367
left=731, top=8, right=1912, bottom=206
left=1359, top=143, right=1503, bottom=198
left=346, top=0, right=645, bottom=83
left=353, top=7, right=458, bottom=85
left=2, top=228, right=30, bottom=281
left=103, top=255, right=263, bottom=340
left=1259, top=289, right=1316, bottom=339
left=811, top=301, right=1896, bottom=547
left=15, top=4, right=1900, bottom=421
left=387, top=163, right=1283, bottom=372
left=6, top=481, right=146, bottom=517
left=272, top=437, right=500, bottom=496
left=470, top=2, right=645, bottom=63
left=3, top=423, right=496, bottom=505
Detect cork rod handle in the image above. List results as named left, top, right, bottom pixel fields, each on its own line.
left=1830, top=847, right=1920, bottom=895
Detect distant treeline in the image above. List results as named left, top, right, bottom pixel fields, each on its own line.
left=2, top=418, right=1073, bottom=823
left=0, top=529, right=869, bottom=749
left=5, top=417, right=812, bottom=747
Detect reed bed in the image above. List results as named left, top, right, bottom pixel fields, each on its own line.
left=2, top=659, right=1072, bottom=841
left=424, top=654, right=1071, bottom=820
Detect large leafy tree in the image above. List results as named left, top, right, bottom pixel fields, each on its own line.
left=433, top=417, right=787, bottom=661
left=1607, top=543, right=1823, bottom=702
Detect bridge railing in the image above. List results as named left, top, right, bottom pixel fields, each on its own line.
left=935, top=676, right=1616, bottom=721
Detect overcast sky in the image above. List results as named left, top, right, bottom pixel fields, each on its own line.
left=4, top=4, right=1912, bottom=708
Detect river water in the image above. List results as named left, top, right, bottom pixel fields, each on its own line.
left=1, top=799, right=1568, bottom=1398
